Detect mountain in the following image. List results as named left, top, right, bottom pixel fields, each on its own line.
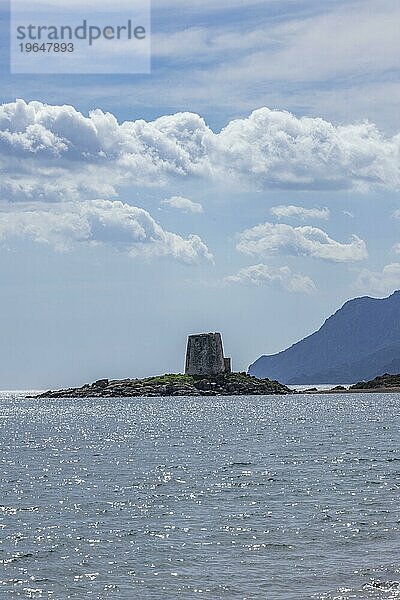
left=248, top=290, right=400, bottom=384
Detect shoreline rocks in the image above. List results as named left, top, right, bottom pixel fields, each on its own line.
left=349, top=373, right=400, bottom=390
left=29, top=372, right=400, bottom=399
left=32, top=372, right=292, bottom=399
left=303, top=373, right=400, bottom=394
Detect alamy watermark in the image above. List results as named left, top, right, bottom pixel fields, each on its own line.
left=11, top=0, right=151, bottom=74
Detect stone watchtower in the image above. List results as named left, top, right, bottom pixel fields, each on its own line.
left=185, top=332, right=232, bottom=376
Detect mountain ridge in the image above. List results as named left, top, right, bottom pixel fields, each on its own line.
left=248, top=290, right=400, bottom=384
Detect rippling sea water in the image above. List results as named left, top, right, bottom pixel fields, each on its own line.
left=1, top=391, right=400, bottom=600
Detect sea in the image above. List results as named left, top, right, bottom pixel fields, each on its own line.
left=1, top=390, right=400, bottom=600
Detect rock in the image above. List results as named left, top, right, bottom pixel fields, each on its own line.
left=33, top=371, right=292, bottom=399
left=350, top=373, right=400, bottom=390
left=94, top=379, right=109, bottom=388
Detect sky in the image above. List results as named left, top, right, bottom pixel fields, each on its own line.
left=0, top=0, right=400, bottom=388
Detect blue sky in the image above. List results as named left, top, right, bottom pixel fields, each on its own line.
left=0, top=0, right=399, bottom=387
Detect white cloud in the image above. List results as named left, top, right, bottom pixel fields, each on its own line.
left=236, top=222, right=368, bottom=263
left=161, top=195, right=203, bottom=213
left=225, top=263, right=316, bottom=294
left=270, top=205, right=330, bottom=220
left=153, top=26, right=270, bottom=59
left=150, top=1, right=400, bottom=85
left=155, top=0, right=267, bottom=10
left=1, top=100, right=400, bottom=203
left=355, top=263, right=400, bottom=295
left=0, top=100, right=211, bottom=201
left=206, top=1, right=400, bottom=86
left=135, top=0, right=400, bottom=131
left=393, top=209, right=400, bottom=219
left=17, top=0, right=148, bottom=9
left=3, top=1, right=400, bottom=131
left=0, top=199, right=213, bottom=264
left=54, top=0, right=260, bottom=8
left=213, top=108, right=400, bottom=191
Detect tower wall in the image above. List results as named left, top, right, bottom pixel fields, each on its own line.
left=185, top=333, right=226, bottom=376
left=224, top=358, right=232, bottom=374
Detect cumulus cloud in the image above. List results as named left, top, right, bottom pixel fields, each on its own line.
left=270, top=205, right=330, bottom=220
left=212, top=108, right=400, bottom=191
left=236, top=222, right=368, bottom=263
left=1, top=100, right=400, bottom=203
left=0, top=199, right=213, bottom=264
left=0, top=99, right=211, bottom=202
left=225, top=263, right=316, bottom=294
left=161, top=195, right=203, bottom=213
left=393, top=209, right=400, bottom=219
left=355, top=263, right=400, bottom=295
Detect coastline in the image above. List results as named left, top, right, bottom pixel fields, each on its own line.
left=309, top=387, right=400, bottom=394
left=30, top=372, right=292, bottom=399
left=27, top=372, right=400, bottom=398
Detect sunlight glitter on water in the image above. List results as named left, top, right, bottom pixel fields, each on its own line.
left=0, top=391, right=400, bottom=599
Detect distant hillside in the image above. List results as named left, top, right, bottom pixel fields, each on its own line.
left=350, top=373, right=400, bottom=390
left=249, top=290, right=400, bottom=384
